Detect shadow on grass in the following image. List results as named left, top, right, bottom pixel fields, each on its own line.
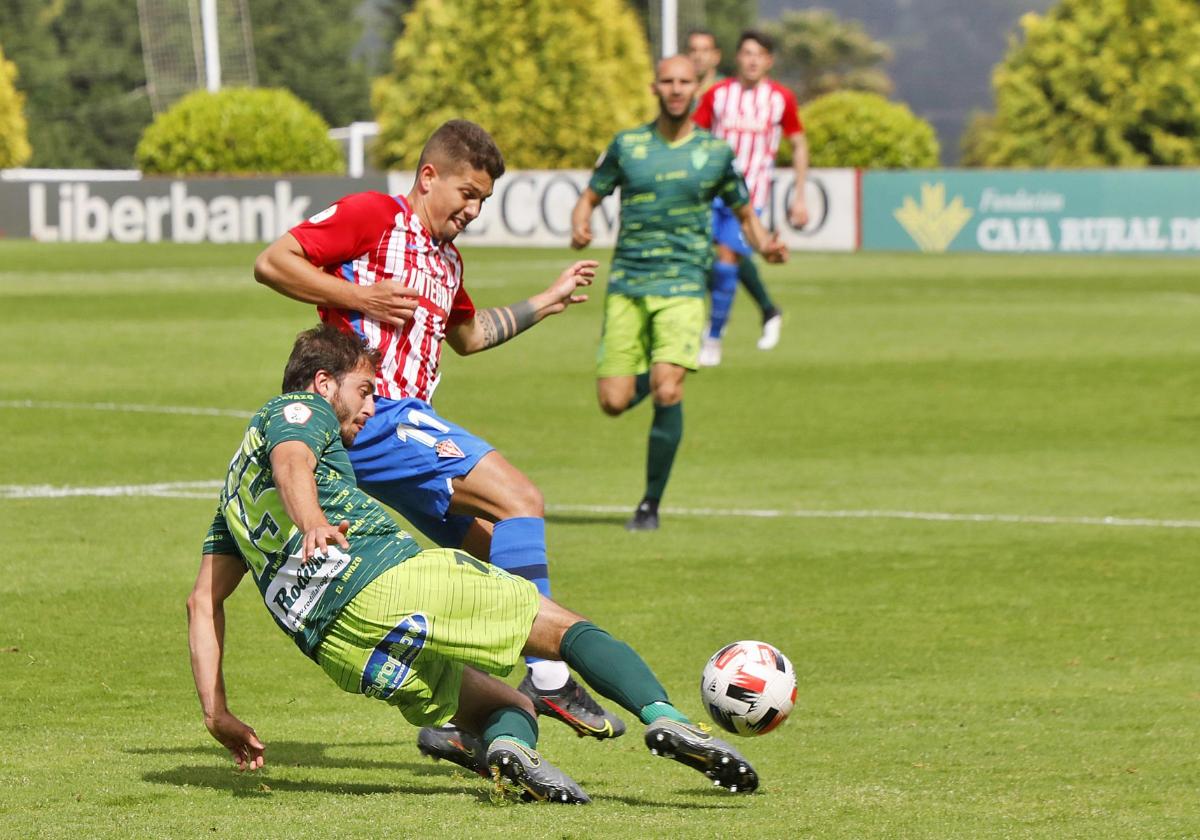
left=128, top=740, right=444, bottom=775
left=141, top=764, right=493, bottom=801
left=544, top=513, right=629, bottom=527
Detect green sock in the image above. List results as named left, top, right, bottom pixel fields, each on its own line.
left=559, top=621, right=671, bottom=717
left=638, top=701, right=691, bottom=726
left=627, top=371, right=652, bottom=410
left=646, top=402, right=682, bottom=502
left=738, top=257, right=776, bottom=316
left=482, top=706, right=538, bottom=751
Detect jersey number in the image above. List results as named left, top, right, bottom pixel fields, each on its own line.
left=395, top=409, right=451, bottom=447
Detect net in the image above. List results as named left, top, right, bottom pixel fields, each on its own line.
left=137, top=0, right=257, bottom=113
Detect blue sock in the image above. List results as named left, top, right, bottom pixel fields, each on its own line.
left=709, top=261, right=739, bottom=339
left=490, top=517, right=550, bottom=665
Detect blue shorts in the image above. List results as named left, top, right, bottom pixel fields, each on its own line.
left=712, top=199, right=755, bottom=257
left=348, top=397, right=494, bottom=548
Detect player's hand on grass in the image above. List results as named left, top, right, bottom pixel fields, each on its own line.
left=303, top=520, right=350, bottom=561
left=761, top=234, right=789, bottom=264
left=539, top=260, right=597, bottom=315
left=571, top=222, right=593, bottom=250
left=356, top=282, right=420, bottom=327
left=205, top=711, right=265, bottom=771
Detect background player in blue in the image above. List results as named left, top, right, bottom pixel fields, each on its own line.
left=570, top=56, right=787, bottom=530
left=253, top=121, right=622, bottom=761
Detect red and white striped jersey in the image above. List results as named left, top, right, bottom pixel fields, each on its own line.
left=693, top=78, right=803, bottom=210
left=289, top=192, right=475, bottom=403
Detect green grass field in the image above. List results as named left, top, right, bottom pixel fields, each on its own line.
left=2, top=242, right=1199, bottom=838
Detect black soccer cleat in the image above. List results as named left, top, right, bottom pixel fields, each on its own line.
left=518, top=670, right=627, bottom=740
left=417, top=724, right=489, bottom=777
left=644, top=719, right=759, bottom=794
left=625, top=499, right=660, bottom=532
left=487, top=738, right=590, bottom=804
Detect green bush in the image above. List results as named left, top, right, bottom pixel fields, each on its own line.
left=372, top=0, right=655, bottom=170
left=0, top=43, right=31, bottom=168
left=975, top=0, right=1200, bottom=167
left=136, top=88, right=343, bottom=175
left=802, top=91, right=938, bottom=169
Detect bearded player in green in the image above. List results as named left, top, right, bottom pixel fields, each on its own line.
left=571, top=55, right=787, bottom=531
left=187, top=324, right=759, bottom=802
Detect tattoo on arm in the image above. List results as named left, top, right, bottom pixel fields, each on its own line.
left=477, top=300, right=538, bottom=349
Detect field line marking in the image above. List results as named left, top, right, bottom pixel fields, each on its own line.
left=546, top=503, right=1200, bottom=530
left=0, top=400, right=252, bottom=419
left=2, top=482, right=1198, bottom=530
left=0, top=481, right=222, bottom=500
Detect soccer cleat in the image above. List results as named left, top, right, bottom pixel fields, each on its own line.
left=417, top=724, right=489, bottom=777
left=757, top=311, right=783, bottom=350
left=644, top=718, right=759, bottom=794
left=518, top=670, right=627, bottom=739
left=487, top=738, right=590, bottom=804
left=698, top=337, right=723, bottom=367
left=624, top=499, right=659, bottom=532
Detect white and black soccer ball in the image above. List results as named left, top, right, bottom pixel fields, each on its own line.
left=700, top=641, right=796, bottom=736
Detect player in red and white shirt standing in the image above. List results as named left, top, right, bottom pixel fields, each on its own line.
left=693, top=29, right=808, bottom=366
left=252, top=121, right=625, bottom=770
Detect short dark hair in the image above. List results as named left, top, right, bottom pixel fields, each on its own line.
left=737, top=29, right=774, bottom=54
left=281, top=324, right=380, bottom=393
left=686, top=28, right=717, bottom=45
left=416, top=119, right=506, bottom=181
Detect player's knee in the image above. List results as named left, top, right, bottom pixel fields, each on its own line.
left=653, top=382, right=683, bottom=406
left=501, top=479, right=544, bottom=518
left=598, top=393, right=627, bottom=417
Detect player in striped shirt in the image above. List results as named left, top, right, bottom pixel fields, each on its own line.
left=693, top=29, right=809, bottom=366
left=252, top=120, right=624, bottom=761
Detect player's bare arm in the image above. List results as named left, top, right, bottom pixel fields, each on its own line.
left=254, top=234, right=419, bottom=328
left=186, top=551, right=265, bottom=770
left=445, top=260, right=598, bottom=355
left=269, top=439, right=351, bottom=559
left=788, top=132, right=810, bottom=229
left=570, top=188, right=604, bottom=250
left=736, top=204, right=788, bottom=264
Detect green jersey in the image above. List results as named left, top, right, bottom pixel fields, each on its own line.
left=589, top=122, right=749, bottom=298
left=205, top=392, right=420, bottom=659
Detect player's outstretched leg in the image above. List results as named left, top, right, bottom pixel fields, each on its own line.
left=644, top=718, right=758, bottom=793
left=451, top=453, right=625, bottom=740
left=528, top=599, right=760, bottom=794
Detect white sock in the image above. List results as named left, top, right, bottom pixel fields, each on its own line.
left=528, top=659, right=571, bottom=691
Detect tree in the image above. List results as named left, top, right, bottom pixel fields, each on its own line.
left=973, top=0, right=1200, bottom=167
left=0, top=43, right=31, bottom=168
left=0, top=0, right=152, bottom=168
left=763, top=9, right=893, bottom=103
left=249, top=0, right=372, bottom=127
left=372, top=0, right=656, bottom=170
left=803, top=91, right=939, bottom=168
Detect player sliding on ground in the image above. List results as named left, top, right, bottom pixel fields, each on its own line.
left=252, top=120, right=624, bottom=759
left=187, top=325, right=759, bottom=802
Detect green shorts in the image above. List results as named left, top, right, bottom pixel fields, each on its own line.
left=596, top=293, right=705, bottom=378
left=315, top=548, right=540, bottom=727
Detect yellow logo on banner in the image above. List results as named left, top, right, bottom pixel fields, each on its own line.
left=893, top=183, right=973, bottom=252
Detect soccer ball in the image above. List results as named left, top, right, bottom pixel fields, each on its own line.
left=700, top=641, right=796, bottom=736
